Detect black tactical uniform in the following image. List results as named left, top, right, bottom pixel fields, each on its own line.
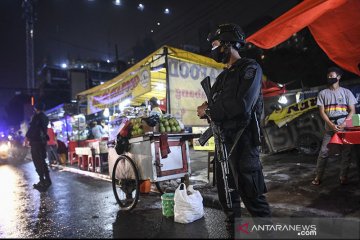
left=208, top=57, right=271, bottom=221
left=26, top=103, right=51, bottom=190
left=205, top=23, right=271, bottom=223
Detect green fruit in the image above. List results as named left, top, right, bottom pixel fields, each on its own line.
left=166, top=126, right=171, bottom=132
left=160, top=123, right=164, bottom=128
left=160, top=127, right=166, bottom=133
left=164, top=121, right=169, bottom=126
left=137, top=129, right=144, bottom=135
left=171, top=126, right=177, bottom=132
left=176, top=126, right=181, bottom=132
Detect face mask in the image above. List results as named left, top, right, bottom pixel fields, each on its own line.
left=211, top=45, right=230, bottom=63
left=327, top=77, right=338, bottom=85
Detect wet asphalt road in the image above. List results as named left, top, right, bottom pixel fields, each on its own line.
left=0, top=159, right=230, bottom=239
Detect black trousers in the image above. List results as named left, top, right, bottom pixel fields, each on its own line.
left=215, top=154, right=271, bottom=219
left=30, top=141, right=49, bottom=181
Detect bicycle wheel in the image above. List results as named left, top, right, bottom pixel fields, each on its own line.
left=112, top=155, right=140, bottom=211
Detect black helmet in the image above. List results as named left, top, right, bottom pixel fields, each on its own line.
left=207, top=23, right=246, bottom=49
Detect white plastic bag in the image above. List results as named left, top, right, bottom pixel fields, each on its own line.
left=174, top=183, right=204, bottom=224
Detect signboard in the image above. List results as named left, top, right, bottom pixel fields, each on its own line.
left=168, top=58, right=222, bottom=126
left=265, top=97, right=318, bottom=128
left=87, top=66, right=151, bottom=114
left=192, top=126, right=215, bottom=151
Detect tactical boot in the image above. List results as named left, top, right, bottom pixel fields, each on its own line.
left=44, top=172, right=52, bottom=188
left=33, top=179, right=47, bottom=192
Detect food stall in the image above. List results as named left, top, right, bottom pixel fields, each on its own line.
left=106, top=113, right=199, bottom=210
left=72, top=46, right=225, bottom=208
left=76, top=45, right=224, bottom=128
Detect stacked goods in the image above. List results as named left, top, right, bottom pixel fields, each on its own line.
left=159, top=117, right=182, bottom=133
left=123, top=115, right=184, bottom=138
left=129, top=118, right=144, bottom=137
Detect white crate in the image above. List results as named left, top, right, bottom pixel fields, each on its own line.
left=75, top=147, right=92, bottom=156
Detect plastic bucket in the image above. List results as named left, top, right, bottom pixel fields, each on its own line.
left=161, top=193, right=175, bottom=217
left=140, top=179, right=151, bottom=193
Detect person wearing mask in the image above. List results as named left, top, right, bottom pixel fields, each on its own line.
left=197, top=23, right=271, bottom=234
left=311, top=67, right=357, bottom=186
left=25, top=102, right=51, bottom=191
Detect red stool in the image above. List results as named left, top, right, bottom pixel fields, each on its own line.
left=68, top=151, right=78, bottom=165
left=78, top=155, right=89, bottom=170
left=93, top=154, right=101, bottom=172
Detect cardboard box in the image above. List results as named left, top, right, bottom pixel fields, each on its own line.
left=352, top=114, right=360, bottom=126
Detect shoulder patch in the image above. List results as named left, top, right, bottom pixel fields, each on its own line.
left=244, top=67, right=256, bottom=80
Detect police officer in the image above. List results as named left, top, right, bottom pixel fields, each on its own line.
left=197, top=23, right=271, bottom=230
left=25, top=102, right=51, bottom=191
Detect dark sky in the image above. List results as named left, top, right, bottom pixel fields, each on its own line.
left=0, top=0, right=300, bottom=88
left=0, top=0, right=299, bottom=121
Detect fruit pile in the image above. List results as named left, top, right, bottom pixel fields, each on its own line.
left=160, top=117, right=182, bottom=133
left=125, top=116, right=183, bottom=138
left=129, top=118, right=144, bottom=137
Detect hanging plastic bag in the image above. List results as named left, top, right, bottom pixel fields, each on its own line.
left=174, top=183, right=204, bottom=224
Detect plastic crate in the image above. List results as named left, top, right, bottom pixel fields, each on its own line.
left=161, top=193, right=175, bottom=217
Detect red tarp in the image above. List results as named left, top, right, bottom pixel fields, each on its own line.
left=262, top=78, right=286, bottom=97
left=247, top=0, right=360, bottom=76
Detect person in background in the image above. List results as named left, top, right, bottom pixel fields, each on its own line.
left=149, top=97, right=163, bottom=117
left=197, top=23, right=271, bottom=235
left=91, top=121, right=106, bottom=139
left=56, top=138, right=67, bottom=165
left=100, top=120, right=108, bottom=137
left=311, top=67, right=357, bottom=186
left=47, top=122, right=59, bottom=165
left=25, top=102, right=52, bottom=191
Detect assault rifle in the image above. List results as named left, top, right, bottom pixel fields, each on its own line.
left=199, top=76, right=233, bottom=209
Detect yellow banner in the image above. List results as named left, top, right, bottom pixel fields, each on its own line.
left=192, top=127, right=215, bottom=151
left=168, top=58, right=222, bottom=126
left=266, top=97, right=318, bottom=127
left=87, top=66, right=151, bottom=114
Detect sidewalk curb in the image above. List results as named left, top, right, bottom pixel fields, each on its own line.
left=51, top=164, right=348, bottom=217
left=52, top=164, right=223, bottom=209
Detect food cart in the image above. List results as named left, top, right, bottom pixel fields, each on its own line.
left=108, top=132, right=198, bottom=211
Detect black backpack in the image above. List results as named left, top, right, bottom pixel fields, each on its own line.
left=115, top=135, right=131, bottom=155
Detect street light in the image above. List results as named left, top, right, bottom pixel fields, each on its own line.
left=164, top=8, right=170, bottom=14
left=137, top=3, right=144, bottom=11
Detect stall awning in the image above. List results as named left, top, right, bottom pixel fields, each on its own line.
left=246, top=0, right=360, bottom=76
left=76, top=45, right=224, bottom=115
left=77, top=45, right=223, bottom=99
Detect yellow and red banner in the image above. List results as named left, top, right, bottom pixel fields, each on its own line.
left=266, top=97, right=318, bottom=127
left=87, top=66, right=151, bottom=114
